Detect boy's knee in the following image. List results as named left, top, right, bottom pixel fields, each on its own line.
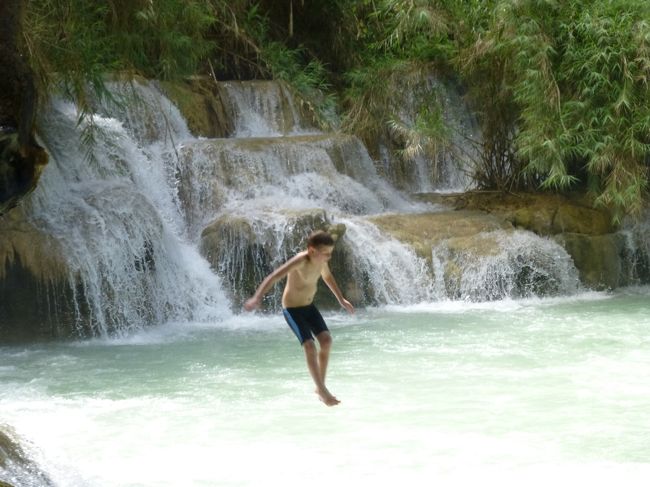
left=317, top=332, right=332, bottom=348
left=302, top=339, right=317, bottom=352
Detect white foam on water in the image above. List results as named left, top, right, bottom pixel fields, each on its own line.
left=380, top=289, right=614, bottom=314
left=3, top=290, right=650, bottom=486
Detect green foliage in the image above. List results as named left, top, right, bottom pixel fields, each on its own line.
left=555, top=3, right=650, bottom=218
left=24, top=0, right=214, bottom=92
left=388, top=96, right=451, bottom=183
left=456, top=0, right=650, bottom=217
left=260, top=43, right=338, bottom=128
left=22, top=0, right=215, bottom=164
left=341, top=1, right=456, bottom=170
left=19, top=0, right=650, bottom=217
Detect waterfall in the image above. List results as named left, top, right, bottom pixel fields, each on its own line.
left=432, top=230, right=581, bottom=301
left=25, top=82, right=230, bottom=336
left=220, top=80, right=318, bottom=137
left=183, top=81, right=432, bottom=308
left=12, top=77, right=588, bottom=337
left=338, top=217, right=435, bottom=305
left=177, top=134, right=420, bottom=237
left=619, top=212, right=650, bottom=284
left=381, top=74, right=478, bottom=193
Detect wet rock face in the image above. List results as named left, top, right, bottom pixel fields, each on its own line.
left=159, top=78, right=234, bottom=138
left=0, top=427, right=54, bottom=487
left=553, top=232, right=630, bottom=290
left=0, top=207, right=77, bottom=342
left=0, top=135, right=48, bottom=214
left=370, top=210, right=580, bottom=300
left=414, top=191, right=635, bottom=291
left=200, top=210, right=351, bottom=309
left=0, top=0, right=48, bottom=214
left=161, top=79, right=318, bottom=139
left=369, top=210, right=513, bottom=260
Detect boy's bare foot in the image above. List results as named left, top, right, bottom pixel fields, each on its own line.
left=316, top=388, right=340, bottom=406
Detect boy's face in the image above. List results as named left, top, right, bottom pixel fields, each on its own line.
left=308, top=244, right=334, bottom=262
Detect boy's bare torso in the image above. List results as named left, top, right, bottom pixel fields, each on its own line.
left=282, top=251, right=326, bottom=308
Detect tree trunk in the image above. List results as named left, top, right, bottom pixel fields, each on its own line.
left=0, top=0, right=48, bottom=215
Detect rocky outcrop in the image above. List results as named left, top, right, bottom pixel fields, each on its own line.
left=159, top=77, right=234, bottom=138
left=415, top=191, right=630, bottom=290
left=200, top=209, right=350, bottom=309
left=554, top=232, right=631, bottom=290
left=0, top=426, right=54, bottom=487
left=0, top=207, right=77, bottom=342
left=368, top=210, right=513, bottom=260
left=160, top=78, right=320, bottom=139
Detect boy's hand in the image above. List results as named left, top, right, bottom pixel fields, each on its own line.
left=243, top=297, right=260, bottom=311
left=340, top=298, right=355, bottom=314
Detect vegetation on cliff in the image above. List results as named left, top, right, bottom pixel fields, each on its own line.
left=16, top=0, right=650, bottom=219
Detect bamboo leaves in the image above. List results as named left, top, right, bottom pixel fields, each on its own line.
left=459, top=0, right=650, bottom=217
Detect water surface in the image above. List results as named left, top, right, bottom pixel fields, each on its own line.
left=2, top=289, right=650, bottom=486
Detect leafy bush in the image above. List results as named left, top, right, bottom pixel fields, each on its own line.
left=458, top=0, right=650, bottom=217
left=18, top=0, right=650, bottom=217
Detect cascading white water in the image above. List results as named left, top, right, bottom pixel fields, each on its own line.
left=338, top=217, right=435, bottom=304
left=383, top=75, right=478, bottom=193
left=177, top=134, right=421, bottom=236
left=18, top=78, right=586, bottom=337
left=25, top=82, right=231, bottom=336
left=187, top=81, right=581, bottom=307
left=619, top=211, right=650, bottom=284
left=432, top=230, right=581, bottom=301
left=220, top=80, right=318, bottom=137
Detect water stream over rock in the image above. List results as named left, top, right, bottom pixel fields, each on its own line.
left=0, top=78, right=610, bottom=339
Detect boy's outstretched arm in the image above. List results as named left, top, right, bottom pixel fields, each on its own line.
left=321, top=264, right=355, bottom=314
left=243, top=253, right=306, bottom=311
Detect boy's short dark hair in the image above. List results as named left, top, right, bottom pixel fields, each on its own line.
left=307, top=230, right=335, bottom=248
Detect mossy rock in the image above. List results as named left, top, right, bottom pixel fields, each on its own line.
left=442, top=233, right=503, bottom=258
left=552, top=204, right=613, bottom=235
left=0, top=206, right=79, bottom=342
left=0, top=206, right=67, bottom=282
left=200, top=209, right=351, bottom=309
left=510, top=205, right=557, bottom=235
left=368, top=210, right=513, bottom=260
left=159, top=77, right=233, bottom=138
left=553, top=232, right=625, bottom=289
left=414, top=191, right=617, bottom=236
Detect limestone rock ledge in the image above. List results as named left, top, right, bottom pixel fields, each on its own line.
left=368, top=210, right=513, bottom=260
left=0, top=426, right=54, bottom=487
left=414, top=192, right=639, bottom=290
left=368, top=209, right=580, bottom=300
left=200, top=209, right=352, bottom=309
left=0, top=206, right=77, bottom=342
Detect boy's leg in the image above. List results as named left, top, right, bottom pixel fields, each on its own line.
left=284, top=306, right=339, bottom=406
left=315, top=331, right=332, bottom=384
left=303, top=339, right=339, bottom=406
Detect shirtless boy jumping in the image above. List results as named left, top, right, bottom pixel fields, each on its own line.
left=243, top=230, right=354, bottom=406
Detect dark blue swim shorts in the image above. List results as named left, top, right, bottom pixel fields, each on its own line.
left=282, top=304, right=329, bottom=345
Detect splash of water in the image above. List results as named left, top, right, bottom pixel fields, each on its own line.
left=26, top=82, right=230, bottom=336
left=432, top=230, right=581, bottom=301
left=220, top=81, right=319, bottom=137
left=18, top=78, right=587, bottom=338
left=338, top=217, right=436, bottom=305
left=619, top=213, right=650, bottom=284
